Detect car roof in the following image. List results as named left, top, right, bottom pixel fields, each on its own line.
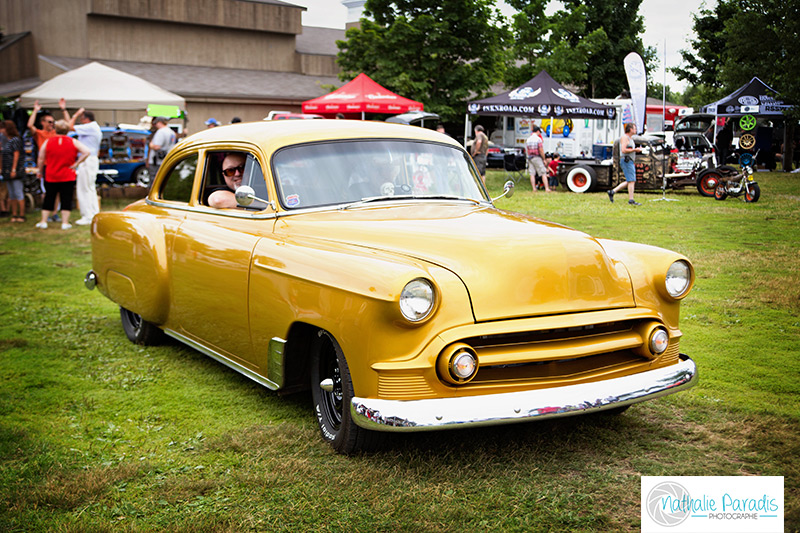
left=175, top=120, right=463, bottom=154
left=674, top=113, right=714, bottom=132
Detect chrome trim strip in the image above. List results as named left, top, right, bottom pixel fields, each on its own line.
left=351, top=354, right=697, bottom=432
left=164, top=329, right=283, bottom=391
left=145, top=199, right=278, bottom=219
left=267, top=337, right=286, bottom=388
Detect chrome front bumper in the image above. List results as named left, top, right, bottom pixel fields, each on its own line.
left=351, top=354, right=697, bottom=432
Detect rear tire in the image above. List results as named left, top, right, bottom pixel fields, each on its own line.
left=565, top=165, right=597, bottom=193
left=120, top=307, right=164, bottom=345
left=744, top=183, right=760, bottom=203
left=696, top=169, right=720, bottom=197
left=310, top=330, right=383, bottom=455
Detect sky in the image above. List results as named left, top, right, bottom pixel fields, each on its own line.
left=295, top=0, right=712, bottom=93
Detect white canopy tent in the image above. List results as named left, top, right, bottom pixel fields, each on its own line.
left=19, top=62, right=185, bottom=111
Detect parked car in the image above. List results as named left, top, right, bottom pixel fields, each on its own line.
left=385, top=111, right=440, bottom=129
left=264, top=111, right=324, bottom=120
left=558, top=135, right=717, bottom=195
left=96, top=127, right=151, bottom=186
left=465, top=139, right=510, bottom=168
left=85, top=120, right=698, bottom=454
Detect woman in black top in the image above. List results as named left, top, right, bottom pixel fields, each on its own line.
left=1, top=120, right=26, bottom=222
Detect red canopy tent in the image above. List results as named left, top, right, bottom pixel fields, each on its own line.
left=302, top=73, right=423, bottom=119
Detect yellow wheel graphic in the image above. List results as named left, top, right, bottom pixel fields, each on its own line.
left=739, top=133, right=756, bottom=150
left=739, top=114, right=756, bottom=131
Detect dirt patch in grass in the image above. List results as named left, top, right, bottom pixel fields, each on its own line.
left=7, top=463, right=142, bottom=511
left=0, top=338, right=28, bottom=351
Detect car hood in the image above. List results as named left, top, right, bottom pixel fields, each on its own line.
left=276, top=204, right=635, bottom=321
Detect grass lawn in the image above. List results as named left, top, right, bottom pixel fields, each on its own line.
left=1, top=174, right=798, bottom=532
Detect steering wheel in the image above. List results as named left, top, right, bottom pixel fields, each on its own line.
left=739, top=115, right=756, bottom=131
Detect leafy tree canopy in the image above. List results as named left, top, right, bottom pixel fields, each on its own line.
left=336, top=0, right=510, bottom=123
left=674, top=0, right=800, bottom=118
left=506, top=0, right=656, bottom=98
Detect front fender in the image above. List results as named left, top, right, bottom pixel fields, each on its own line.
left=597, top=239, right=693, bottom=329
left=248, top=235, right=475, bottom=398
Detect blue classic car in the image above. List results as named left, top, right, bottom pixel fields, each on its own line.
left=96, top=127, right=151, bottom=186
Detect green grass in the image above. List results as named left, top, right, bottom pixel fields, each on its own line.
left=1, top=176, right=798, bottom=532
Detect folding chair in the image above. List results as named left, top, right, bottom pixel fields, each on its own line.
left=504, top=152, right=528, bottom=183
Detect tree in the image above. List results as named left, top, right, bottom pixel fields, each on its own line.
left=336, top=0, right=510, bottom=123
left=673, top=0, right=800, bottom=118
left=671, top=1, right=740, bottom=109
left=506, top=0, right=655, bottom=98
left=646, top=82, right=680, bottom=104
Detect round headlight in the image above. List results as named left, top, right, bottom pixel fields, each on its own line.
left=650, top=328, right=669, bottom=354
left=451, top=351, right=477, bottom=380
left=665, top=260, right=692, bottom=298
left=399, top=279, right=435, bottom=322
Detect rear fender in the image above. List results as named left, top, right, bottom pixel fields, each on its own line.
left=91, top=212, right=170, bottom=324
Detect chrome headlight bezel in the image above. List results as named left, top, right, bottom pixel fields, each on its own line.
left=399, top=278, right=436, bottom=323
left=664, top=260, right=693, bottom=299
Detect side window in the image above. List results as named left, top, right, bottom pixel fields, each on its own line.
left=160, top=154, right=198, bottom=203
left=201, top=151, right=269, bottom=210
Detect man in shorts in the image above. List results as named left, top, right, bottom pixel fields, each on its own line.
left=526, top=125, right=550, bottom=192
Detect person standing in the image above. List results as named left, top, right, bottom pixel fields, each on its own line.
left=471, top=125, right=489, bottom=185
left=715, top=119, right=733, bottom=166
left=148, top=117, right=177, bottom=178
left=608, top=123, right=642, bottom=206
left=60, top=98, right=102, bottom=225
left=27, top=100, right=57, bottom=151
left=526, top=125, right=550, bottom=192
left=1, top=120, right=27, bottom=222
left=35, top=120, right=90, bottom=230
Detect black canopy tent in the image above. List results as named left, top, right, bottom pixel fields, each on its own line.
left=465, top=70, right=616, bottom=152
left=702, top=77, right=794, bottom=166
left=702, top=77, right=791, bottom=117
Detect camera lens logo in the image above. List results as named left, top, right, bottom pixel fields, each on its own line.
left=646, top=481, right=690, bottom=526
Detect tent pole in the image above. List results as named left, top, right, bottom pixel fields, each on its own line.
left=464, top=114, right=469, bottom=148
left=362, top=111, right=365, bottom=121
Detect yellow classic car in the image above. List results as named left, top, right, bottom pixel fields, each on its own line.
left=85, top=120, right=697, bottom=454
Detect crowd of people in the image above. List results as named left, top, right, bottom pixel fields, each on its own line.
left=0, top=99, right=183, bottom=230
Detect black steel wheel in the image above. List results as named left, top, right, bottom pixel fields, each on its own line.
left=120, top=307, right=164, bottom=345
left=310, top=330, right=383, bottom=455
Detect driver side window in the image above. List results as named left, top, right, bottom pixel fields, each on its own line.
left=201, top=151, right=269, bottom=210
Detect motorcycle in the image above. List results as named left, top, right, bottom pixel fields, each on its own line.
left=713, top=153, right=760, bottom=203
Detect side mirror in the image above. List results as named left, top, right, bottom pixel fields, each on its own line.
left=235, top=185, right=256, bottom=206
left=235, top=185, right=273, bottom=209
left=491, top=180, right=515, bottom=202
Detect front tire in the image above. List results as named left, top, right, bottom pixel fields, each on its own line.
left=565, top=165, right=597, bottom=193
left=714, top=185, right=728, bottom=201
left=744, top=183, right=760, bottom=203
left=310, top=330, right=383, bottom=455
left=133, top=166, right=150, bottom=187
left=120, top=307, right=164, bottom=345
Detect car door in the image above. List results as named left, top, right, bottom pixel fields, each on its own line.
left=169, top=149, right=275, bottom=372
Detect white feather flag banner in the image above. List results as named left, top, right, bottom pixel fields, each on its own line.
left=623, top=52, right=647, bottom=134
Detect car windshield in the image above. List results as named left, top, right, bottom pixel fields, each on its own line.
left=272, top=140, right=486, bottom=209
